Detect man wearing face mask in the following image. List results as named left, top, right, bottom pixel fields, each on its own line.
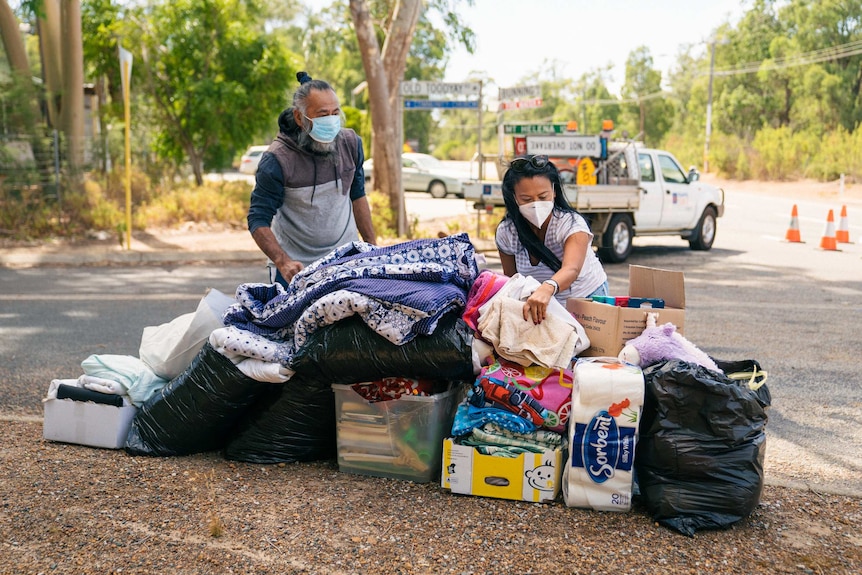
left=496, top=154, right=608, bottom=325
left=247, top=72, right=377, bottom=287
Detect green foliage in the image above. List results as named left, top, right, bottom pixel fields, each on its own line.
left=140, top=0, right=298, bottom=178
left=808, top=127, right=862, bottom=181
left=367, top=190, right=396, bottom=239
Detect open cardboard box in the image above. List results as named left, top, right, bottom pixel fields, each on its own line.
left=566, top=265, right=685, bottom=357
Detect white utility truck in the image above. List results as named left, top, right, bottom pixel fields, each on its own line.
left=463, top=126, right=725, bottom=263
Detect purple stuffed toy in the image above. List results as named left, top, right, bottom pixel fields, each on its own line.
left=618, top=313, right=722, bottom=373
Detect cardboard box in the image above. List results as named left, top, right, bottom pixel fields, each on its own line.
left=43, top=399, right=137, bottom=449
left=566, top=265, right=685, bottom=357
left=441, top=439, right=563, bottom=503
left=332, top=383, right=460, bottom=483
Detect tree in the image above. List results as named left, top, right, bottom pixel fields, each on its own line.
left=139, top=0, right=296, bottom=185
left=60, top=0, right=85, bottom=171
left=350, top=0, right=422, bottom=236
left=2, top=0, right=86, bottom=172
left=0, top=0, right=29, bottom=76
left=620, top=46, right=673, bottom=146
left=349, top=0, right=474, bottom=236
left=0, top=0, right=41, bottom=134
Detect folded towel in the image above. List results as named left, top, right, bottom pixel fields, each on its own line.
left=477, top=297, right=577, bottom=370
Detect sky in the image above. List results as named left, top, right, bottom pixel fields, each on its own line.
left=439, top=0, right=749, bottom=97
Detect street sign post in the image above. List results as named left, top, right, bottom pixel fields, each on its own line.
left=503, top=123, right=570, bottom=135
left=399, top=81, right=481, bottom=97
left=403, top=100, right=479, bottom=109
left=499, top=98, right=542, bottom=111
left=498, top=84, right=541, bottom=102
left=526, top=134, right=602, bottom=157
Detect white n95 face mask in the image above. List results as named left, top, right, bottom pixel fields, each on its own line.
left=518, top=201, right=554, bottom=228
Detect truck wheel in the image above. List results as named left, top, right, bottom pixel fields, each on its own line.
left=428, top=181, right=448, bottom=199
left=599, top=214, right=634, bottom=263
left=689, top=206, right=717, bottom=250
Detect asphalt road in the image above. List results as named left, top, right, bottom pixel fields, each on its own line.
left=1, top=187, right=860, bottom=495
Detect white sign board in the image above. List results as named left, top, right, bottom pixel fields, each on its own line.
left=499, top=98, right=542, bottom=111
left=400, top=81, right=480, bottom=96
left=499, top=84, right=541, bottom=102
left=119, top=45, right=133, bottom=98
left=526, top=135, right=602, bottom=157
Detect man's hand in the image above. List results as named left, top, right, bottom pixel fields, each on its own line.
left=274, top=256, right=303, bottom=284
left=251, top=226, right=302, bottom=284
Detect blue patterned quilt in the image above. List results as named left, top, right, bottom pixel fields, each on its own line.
left=222, top=233, right=479, bottom=368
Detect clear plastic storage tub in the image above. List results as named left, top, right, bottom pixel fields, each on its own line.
left=332, top=383, right=461, bottom=483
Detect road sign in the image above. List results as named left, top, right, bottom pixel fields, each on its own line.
left=526, top=134, right=601, bottom=157
left=499, top=84, right=541, bottom=102
left=499, top=98, right=542, bottom=111
left=400, top=81, right=481, bottom=96
left=504, top=123, right=570, bottom=135
left=404, top=100, right=479, bottom=109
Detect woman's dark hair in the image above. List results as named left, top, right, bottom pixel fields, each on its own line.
left=293, top=71, right=335, bottom=115
left=501, top=156, right=574, bottom=271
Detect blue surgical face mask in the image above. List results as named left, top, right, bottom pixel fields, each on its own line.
left=304, top=114, right=341, bottom=143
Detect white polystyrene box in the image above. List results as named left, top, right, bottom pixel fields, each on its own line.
left=43, top=398, right=137, bottom=449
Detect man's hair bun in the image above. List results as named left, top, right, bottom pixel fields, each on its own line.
left=296, top=71, right=313, bottom=85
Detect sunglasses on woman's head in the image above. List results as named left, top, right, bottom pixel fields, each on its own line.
left=509, top=155, right=550, bottom=171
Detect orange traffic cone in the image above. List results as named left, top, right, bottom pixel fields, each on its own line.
left=785, top=204, right=803, bottom=243
left=819, top=209, right=838, bottom=251
left=836, top=205, right=851, bottom=243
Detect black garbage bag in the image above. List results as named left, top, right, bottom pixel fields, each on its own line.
left=289, top=310, right=475, bottom=385
left=224, top=311, right=474, bottom=464
left=636, top=358, right=771, bottom=536
left=125, top=342, right=273, bottom=457
left=224, top=376, right=336, bottom=464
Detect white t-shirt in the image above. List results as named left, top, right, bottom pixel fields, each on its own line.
left=495, top=209, right=607, bottom=303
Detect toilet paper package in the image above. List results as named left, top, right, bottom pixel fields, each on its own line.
left=563, top=357, right=644, bottom=512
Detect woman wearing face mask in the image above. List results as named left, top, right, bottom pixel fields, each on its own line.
left=496, top=154, right=609, bottom=325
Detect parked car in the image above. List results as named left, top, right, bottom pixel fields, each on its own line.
left=363, top=153, right=468, bottom=198
left=239, top=145, right=268, bottom=175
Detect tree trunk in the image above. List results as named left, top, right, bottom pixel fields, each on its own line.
left=0, top=0, right=29, bottom=74
left=350, top=0, right=421, bottom=237
left=61, top=0, right=85, bottom=172
left=38, top=0, right=63, bottom=130
left=0, top=0, right=43, bottom=137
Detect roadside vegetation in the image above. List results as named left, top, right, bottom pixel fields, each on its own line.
left=1, top=0, right=861, bottom=242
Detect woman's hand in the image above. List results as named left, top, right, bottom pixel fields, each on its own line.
left=523, top=283, right=555, bottom=324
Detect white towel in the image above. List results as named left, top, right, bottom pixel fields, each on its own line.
left=476, top=273, right=590, bottom=368
left=563, top=357, right=644, bottom=512
left=477, top=296, right=577, bottom=370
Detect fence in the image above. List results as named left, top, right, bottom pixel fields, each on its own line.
left=0, top=132, right=67, bottom=202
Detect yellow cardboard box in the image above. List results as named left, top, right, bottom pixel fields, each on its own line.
left=441, top=438, right=562, bottom=503
left=566, top=265, right=686, bottom=357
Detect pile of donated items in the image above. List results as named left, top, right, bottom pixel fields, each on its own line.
left=42, top=233, right=771, bottom=537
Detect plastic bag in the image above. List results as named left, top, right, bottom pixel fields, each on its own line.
left=125, top=342, right=273, bottom=456
left=636, top=358, right=771, bottom=536
left=139, top=288, right=236, bottom=380
left=289, top=310, right=475, bottom=385
left=223, top=376, right=336, bottom=464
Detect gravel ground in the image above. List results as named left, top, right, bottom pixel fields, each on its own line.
left=2, top=176, right=861, bottom=574
left=3, top=417, right=861, bottom=575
